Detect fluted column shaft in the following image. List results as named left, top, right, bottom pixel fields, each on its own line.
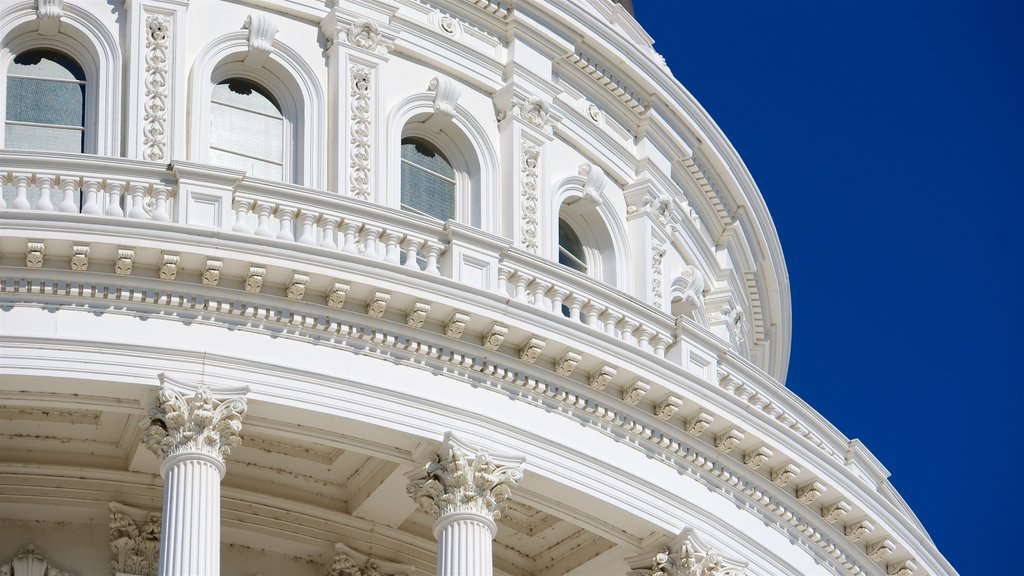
left=159, top=453, right=224, bottom=576
left=434, top=512, right=497, bottom=576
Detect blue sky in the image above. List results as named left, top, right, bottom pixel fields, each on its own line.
left=634, top=1, right=1022, bottom=573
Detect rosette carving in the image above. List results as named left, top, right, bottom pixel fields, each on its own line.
left=406, top=434, right=525, bottom=522
left=142, top=382, right=247, bottom=461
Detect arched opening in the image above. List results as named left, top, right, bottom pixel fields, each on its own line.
left=208, top=78, right=284, bottom=181
left=558, top=217, right=588, bottom=274
left=5, top=50, right=85, bottom=153
left=557, top=200, right=618, bottom=286
left=400, top=136, right=456, bottom=221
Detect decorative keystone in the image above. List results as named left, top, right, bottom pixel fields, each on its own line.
left=407, top=302, right=431, bottom=328
left=715, top=428, right=744, bottom=453
left=482, top=323, right=508, bottom=351
left=772, top=462, right=800, bottom=487
left=867, top=539, right=896, bottom=561
left=406, top=433, right=525, bottom=524
left=445, top=311, right=470, bottom=338
left=26, top=241, right=44, bottom=269
left=743, top=446, right=774, bottom=469
left=327, top=282, right=350, bottom=308
left=845, top=518, right=874, bottom=542
left=367, top=292, right=390, bottom=318
left=887, top=560, right=917, bottom=576
left=115, top=248, right=135, bottom=276
left=589, top=365, right=616, bottom=390
left=202, top=259, right=222, bottom=286
left=685, top=412, right=714, bottom=436
left=159, top=253, right=179, bottom=281
left=286, top=274, right=309, bottom=300
left=655, top=396, right=683, bottom=420
left=796, top=480, right=827, bottom=504
left=555, top=350, right=582, bottom=376
left=622, top=380, right=650, bottom=406
left=71, top=244, right=90, bottom=271
left=519, top=337, right=545, bottom=363
left=821, top=500, right=851, bottom=524
left=142, top=379, right=247, bottom=462
left=244, top=266, right=265, bottom=293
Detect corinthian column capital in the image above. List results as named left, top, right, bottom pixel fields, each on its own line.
left=406, top=433, right=525, bottom=524
left=142, top=375, right=249, bottom=466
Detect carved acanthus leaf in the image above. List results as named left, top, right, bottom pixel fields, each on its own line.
left=143, top=15, right=170, bottom=161
left=142, top=381, right=247, bottom=461
left=109, top=503, right=160, bottom=576
left=1, top=544, right=74, bottom=576
left=644, top=530, right=746, bottom=576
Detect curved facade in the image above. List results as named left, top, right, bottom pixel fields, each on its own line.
left=0, top=1, right=953, bottom=575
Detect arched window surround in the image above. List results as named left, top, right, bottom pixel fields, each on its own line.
left=550, top=166, right=631, bottom=292
left=387, top=91, right=499, bottom=233
left=0, top=2, right=122, bottom=156
left=188, top=31, right=325, bottom=188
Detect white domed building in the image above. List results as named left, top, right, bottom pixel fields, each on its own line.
left=0, top=1, right=955, bottom=575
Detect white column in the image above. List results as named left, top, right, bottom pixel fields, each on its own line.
left=142, top=377, right=248, bottom=576
left=406, top=433, right=525, bottom=576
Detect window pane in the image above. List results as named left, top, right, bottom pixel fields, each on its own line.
left=209, top=148, right=283, bottom=181
left=211, top=80, right=281, bottom=116
left=10, top=51, right=85, bottom=81
left=401, top=162, right=455, bottom=220
left=7, top=77, right=85, bottom=126
left=5, top=123, right=83, bottom=153
left=401, top=139, right=455, bottom=179
left=559, top=218, right=588, bottom=273
left=210, top=102, right=284, bottom=163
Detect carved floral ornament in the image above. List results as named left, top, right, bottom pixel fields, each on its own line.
left=626, top=530, right=746, bottom=576
left=109, top=503, right=160, bottom=576
left=328, top=542, right=413, bottom=576
left=142, top=380, right=248, bottom=461
left=405, top=433, right=525, bottom=523
left=0, top=544, right=73, bottom=576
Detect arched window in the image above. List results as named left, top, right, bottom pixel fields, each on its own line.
left=4, top=50, right=85, bottom=153
left=558, top=218, right=588, bottom=274
left=208, top=78, right=284, bottom=180
left=400, top=137, right=455, bottom=221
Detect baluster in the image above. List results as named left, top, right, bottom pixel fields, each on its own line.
left=81, top=178, right=103, bottom=215
left=401, top=237, right=422, bottom=270
left=618, top=318, right=639, bottom=346
left=565, top=294, right=584, bottom=322
left=600, top=309, right=622, bottom=336
left=528, top=279, right=551, bottom=309
left=104, top=181, right=124, bottom=216
left=512, top=273, right=531, bottom=303
left=253, top=202, right=274, bottom=237
left=127, top=183, right=149, bottom=218
left=319, top=215, right=339, bottom=250
left=548, top=286, right=568, bottom=314
left=636, top=326, right=655, bottom=352
left=296, top=211, right=319, bottom=246
left=422, top=241, right=443, bottom=275
left=57, top=176, right=79, bottom=213
left=652, top=334, right=670, bottom=358
left=362, top=226, right=382, bottom=260
left=583, top=301, right=603, bottom=328
left=275, top=207, right=296, bottom=241
left=382, top=230, right=402, bottom=264
left=35, top=175, right=55, bottom=211
left=0, top=173, right=7, bottom=209
left=497, top=265, right=513, bottom=297
left=152, top=186, right=171, bottom=221
left=231, top=198, right=253, bottom=233
left=11, top=174, right=30, bottom=210
left=340, top=220, right=361, bottom=254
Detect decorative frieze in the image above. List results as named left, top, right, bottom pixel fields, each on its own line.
left=622, top=380, right=650, bottom=406
left=349, top=65, right=372, bottom=200
left=772, top=462, right=800, bottom=487
left=159, top=253, right=179, bottom=281
left=743, top=446, right=773, bottom=469
left=142, top=382, right=247, bottom=461
left=796, top=480, right=827, bottom=504
left=445, top=311, right=470, bottom=338
left=519, top=337, right=545, bottom=363
left=867, top=539, right=896, bottom=561
left=26, top=241, right=44, bottom=269
left=685, top=412, right=713, bottom=436
left=655, top=396, right=682, bottom=420
left=115, top=248, right=135, bottom=276
left=555, top=350, right=582, bottom=376
left=589, top=365, right=616, bottom=390
left=482, top=323, right=508, bottom=351
left=407, top=302, right=431, bottom=328
left=142, top=15, right=170, bottom=161
left=327, top=282, right=350, bottom=308
left=286, top=274, right=309, bottom=300
left=202, top=259, right=222, bottom=286
left=715, top=428, right=744, bottom=453
left=109, top=503, right=160, bottom=576
left=844, top=518, right=874, bottom=542
left=520, top=142, right=540, bottom=254
left=245, top=266, right=266, bottom=294
left=651, top=244, right=666, bottom=305
left=70, top=244, right=89, bottom=271
left=405, top=433, right=525, bottom=521
left=821, top=500, right=852, bottom=524
left=367, top=292, right=390, bottom=318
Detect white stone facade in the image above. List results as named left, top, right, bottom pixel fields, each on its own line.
left=0, top=1, right=954, bottom=575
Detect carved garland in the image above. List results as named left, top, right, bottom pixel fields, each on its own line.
left=142, top=15, right=170, bottom=161
left=651, top=244, right=666, bottom=306
left=349, top=66, right=372, bottom=200
left=520, top=142, right=540, bottom=253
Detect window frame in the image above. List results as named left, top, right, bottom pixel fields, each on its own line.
left=399, top=135, right=459, bottom=222
left=4, top=49, right=87, bottom=153
left=207, top=76, right=287, bottom=181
